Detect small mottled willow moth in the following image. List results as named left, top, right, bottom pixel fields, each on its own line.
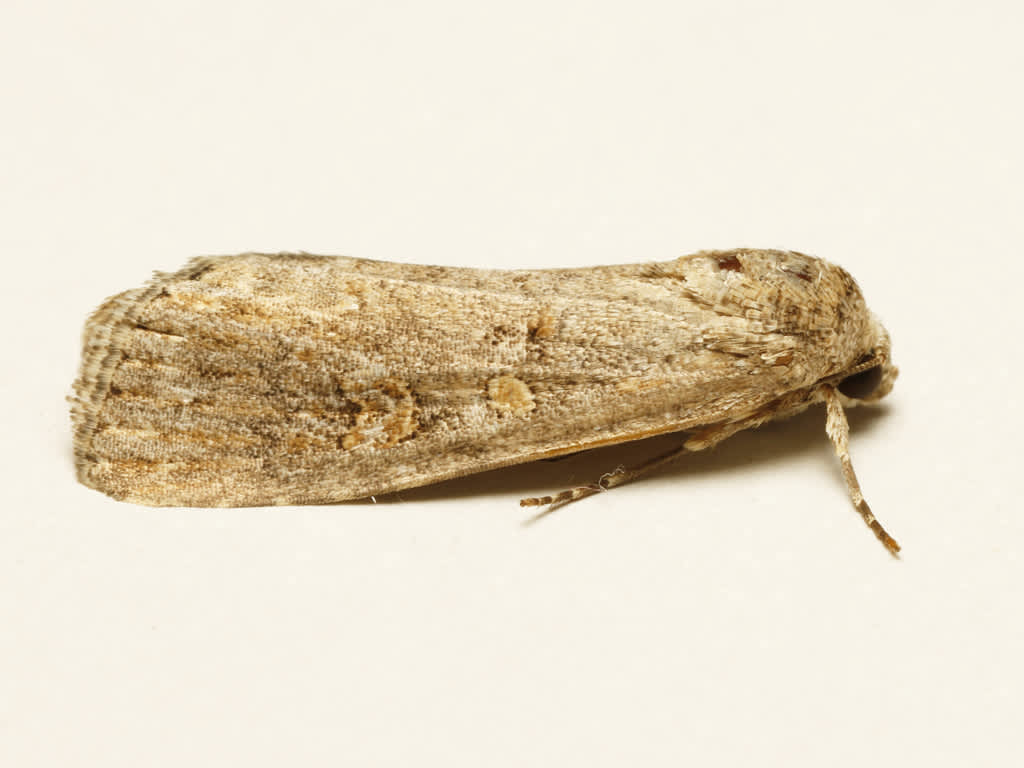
left=71, top=249, right=900, bottom=554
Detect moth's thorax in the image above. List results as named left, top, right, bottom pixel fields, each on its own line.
left=670, top=249, right=895, bottom=404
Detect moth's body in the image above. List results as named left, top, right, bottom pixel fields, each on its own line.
left=72, top=249, right=898, bottom=550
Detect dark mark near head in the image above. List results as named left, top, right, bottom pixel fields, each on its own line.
left=717, top=254, right=743, bottom=272
left=782, top=267, right=813, bottom=282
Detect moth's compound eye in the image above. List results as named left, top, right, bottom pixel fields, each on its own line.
left=837, top=365, right=883, bottom=400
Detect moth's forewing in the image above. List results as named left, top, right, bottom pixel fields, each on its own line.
left=72, top=250, right=881, bottom=506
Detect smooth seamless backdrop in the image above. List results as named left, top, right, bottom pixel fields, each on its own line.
left=2, top=1, right=1022, bottom=766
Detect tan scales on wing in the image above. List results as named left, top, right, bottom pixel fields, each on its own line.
left=71, top=249, right=893, bottom=513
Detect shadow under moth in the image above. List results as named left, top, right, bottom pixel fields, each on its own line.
left=71, top=249, right=900, bottom=554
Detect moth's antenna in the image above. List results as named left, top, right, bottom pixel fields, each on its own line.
left=822, top=386, right=900, bottom=556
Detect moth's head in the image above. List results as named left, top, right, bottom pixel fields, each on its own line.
left=831, top=313, right=898, bottom=406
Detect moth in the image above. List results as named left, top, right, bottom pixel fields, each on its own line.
left=71, top=249, right=900, bottom=553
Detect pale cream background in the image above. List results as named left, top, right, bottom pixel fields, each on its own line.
left=2, top=1, right=1022, bottom=766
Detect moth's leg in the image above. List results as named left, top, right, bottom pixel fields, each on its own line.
left=519, top=416, right=770, bottom=518
left=822, top=385, right=900, bottom=556
left=519, top=441, right=692, bottom=518
left=683, top=419, right=761, bottom=452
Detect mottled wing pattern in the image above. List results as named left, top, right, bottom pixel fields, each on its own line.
left=72, top=250, right=864, bottom=505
